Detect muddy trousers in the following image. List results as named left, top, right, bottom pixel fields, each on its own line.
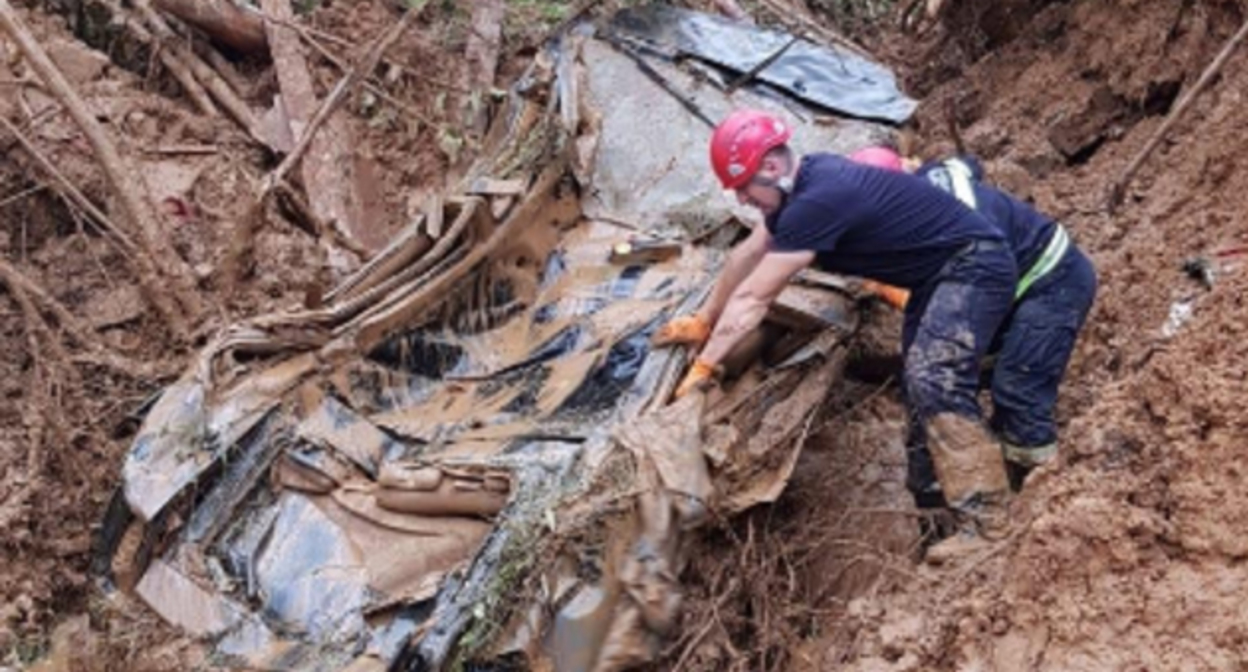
left=900, top=240, right=1017, bottom=509
left=904, top=243, right=1098, bottom=507
left=988, top=244, right=1097, bottom=460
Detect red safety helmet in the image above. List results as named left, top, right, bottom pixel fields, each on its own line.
left=709, top=110, right=793, bottom=190
left=848, top=145, right=904, bottom=172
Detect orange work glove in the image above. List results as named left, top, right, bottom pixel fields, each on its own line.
left=651, top=314, right=712, bottom=347
left=861, top=280, right=910, bottom=311
left=674, top=358, right=722, bottom=399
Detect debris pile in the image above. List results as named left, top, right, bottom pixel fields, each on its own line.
left=70, top=6, right=914, bottom=669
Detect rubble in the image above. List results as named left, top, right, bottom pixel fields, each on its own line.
left=91, top=9, right=908, bottom=670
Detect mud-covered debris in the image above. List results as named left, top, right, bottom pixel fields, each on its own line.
left=606, top=4, right=916, bottom=123
left=99, top=7, right=899, bottom=669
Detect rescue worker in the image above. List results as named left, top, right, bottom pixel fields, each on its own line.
left=846, top=146, right=1098, bottom=506
left=653, top=110, right=1018, bottom=560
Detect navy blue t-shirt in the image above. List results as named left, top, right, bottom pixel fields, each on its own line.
left=765, top=153, right=1004, bottom=289
left=916, top=156, right=1056, bottom=274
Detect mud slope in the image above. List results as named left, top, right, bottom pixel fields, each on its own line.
left=816, top=1, right=1248, bottom=669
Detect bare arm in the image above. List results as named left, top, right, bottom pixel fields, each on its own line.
left=698, top=249, right=815, bottom=365
left=700, top=224, right=774, bottom=324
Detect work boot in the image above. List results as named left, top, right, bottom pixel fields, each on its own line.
left=923, top=490, right=1011, bottom=566
left=921, top=414, right=1013, bottom=564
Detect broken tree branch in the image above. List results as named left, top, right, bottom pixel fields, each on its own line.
left=0, top=259, right=169, bottom=378
left=197, top=42, right=251, bottom=99
left=100, top=0, right=219, bottom=116
left=0, top=115, right=138, bottom=253
left=1, top=261, right=72, bottom=366
left=152, top=0, right=268, bottom=53
left=132, top=0, right=263, bottom=141
left=0, top=183, right=47, bottom=210
left=1107, top=16, right=1248, bottom=211
left=285, top=21, right=440, bottom=129
left=0, top=3, right=201, bottom=336
left=0, top=260, right=176, bottom=381
left=0, top=258, right=96, bottom=348
left=263, top=1, right=427, bottom=192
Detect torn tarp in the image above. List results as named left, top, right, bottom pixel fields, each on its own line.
left=606, top=4, right=917, bottom=124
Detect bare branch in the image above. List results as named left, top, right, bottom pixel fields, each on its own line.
left=0, top=0, right=203, bottom=337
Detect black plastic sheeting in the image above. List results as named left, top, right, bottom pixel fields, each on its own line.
left=606, top=4, right=916, bottom=124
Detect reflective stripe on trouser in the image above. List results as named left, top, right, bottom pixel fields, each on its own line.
left=1016, top=224, right=1070, bottom=299
left=1001, top=441, right=1057, bottom=468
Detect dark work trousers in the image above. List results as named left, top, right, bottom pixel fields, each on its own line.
left=987, top=244, right=1098, bottom=453
left=900, top=240, right=1017, bottom=509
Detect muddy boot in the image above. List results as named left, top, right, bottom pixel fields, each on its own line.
left=923, top=490, right=1011, bottom=565
left=925, top=413, right=1010, bottom=506
left=922, top=413, right=1012, bottom=565
left=1001, top=441, right=1057, bottom=492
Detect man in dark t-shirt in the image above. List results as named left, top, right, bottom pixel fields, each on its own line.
left=653, top=110, right=1017, bottom=562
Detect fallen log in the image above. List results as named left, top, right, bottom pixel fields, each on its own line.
left=0, top=0, right=201, bottom=338
left=132, top=0, right=263, bottom=141
left=153, top=0, right=267, bottom=53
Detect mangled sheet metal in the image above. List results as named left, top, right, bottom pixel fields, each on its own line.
left=97, top=7, right=903, bottom=671
left=606, top=4, right=917, bottom=124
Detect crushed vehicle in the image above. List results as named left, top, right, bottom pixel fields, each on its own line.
left=94, top=6, right=914, bottom=670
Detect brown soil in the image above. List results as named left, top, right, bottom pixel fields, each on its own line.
left=5, top=0, right=1248, bottom=670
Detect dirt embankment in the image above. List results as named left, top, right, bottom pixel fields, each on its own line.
left=819, top=1, right=1248, bottom=669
